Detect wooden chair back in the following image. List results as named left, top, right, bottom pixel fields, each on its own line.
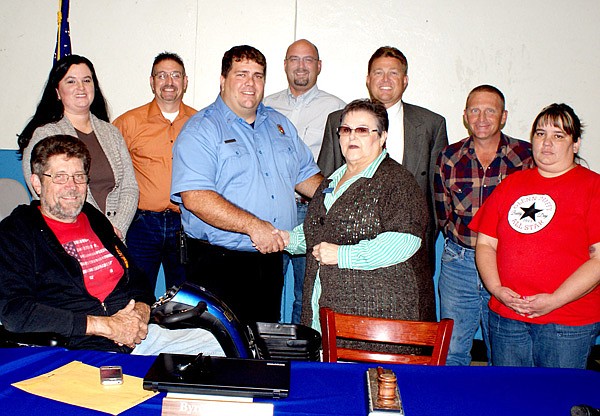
left=319, top=307, right=453, bottom=365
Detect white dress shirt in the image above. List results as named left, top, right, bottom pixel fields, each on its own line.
left=385, top=100, right=404, bottom=163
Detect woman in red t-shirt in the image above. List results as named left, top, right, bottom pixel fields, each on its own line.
left=471, top=103, right=600, bottom=368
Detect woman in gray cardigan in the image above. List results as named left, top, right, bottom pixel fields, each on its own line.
left=18, top=55, right=137, bottom=237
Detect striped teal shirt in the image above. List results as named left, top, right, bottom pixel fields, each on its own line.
left=286, top=150, right=422, bottom=329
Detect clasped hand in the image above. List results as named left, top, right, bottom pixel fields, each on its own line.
left=494, top=287, right=558, bottom=318
left=106, top=300, right=149, bottom=348
left=250, top=220, right=287, bottom=253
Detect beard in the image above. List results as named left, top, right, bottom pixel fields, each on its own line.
left=41, top=191, right=85, bottom=222
left=292, top=72, right=310, bottom=87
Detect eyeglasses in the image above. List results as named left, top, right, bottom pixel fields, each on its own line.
left=285, top=56, right=319, bottom=65
left=43, top=173, right=89, bottom=184
left=152, top=71, right=184, bottom=80
left=336, top=126, right=379, bottom=137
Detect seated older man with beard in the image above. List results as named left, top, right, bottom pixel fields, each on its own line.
left=0, top=135, right=223, bottom=356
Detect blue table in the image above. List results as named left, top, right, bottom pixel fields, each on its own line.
left=0, top=347, right=598, bottom=415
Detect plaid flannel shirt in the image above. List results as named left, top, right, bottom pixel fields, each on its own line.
left=434, top=133, right=534, bottom=248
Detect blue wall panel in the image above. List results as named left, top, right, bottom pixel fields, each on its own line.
left=0, top=149, right=27, bottom=189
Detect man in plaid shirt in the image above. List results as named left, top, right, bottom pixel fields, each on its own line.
left=434, top=85, right=533, bottom=366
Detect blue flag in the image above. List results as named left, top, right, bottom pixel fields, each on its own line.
left=53, top=0, right=72, bottom=63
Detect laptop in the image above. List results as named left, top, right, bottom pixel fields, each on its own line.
left=143, top=353, right=290, bottom=399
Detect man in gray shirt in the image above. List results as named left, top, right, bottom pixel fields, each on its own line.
left=264, top=39, right=344, bottom=324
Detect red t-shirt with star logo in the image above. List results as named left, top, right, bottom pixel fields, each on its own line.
left=470, top=166, right=600, bottom=326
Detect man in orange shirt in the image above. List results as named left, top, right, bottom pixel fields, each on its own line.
left=114, top=52, right=196, bottom=292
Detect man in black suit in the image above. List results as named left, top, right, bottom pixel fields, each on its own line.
left=318, top=46, right=448, bottom=273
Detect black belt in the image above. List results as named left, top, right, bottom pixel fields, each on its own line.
left=187, top=238, right=278, bottom=258
left=137, top=208, right=180, bottom=215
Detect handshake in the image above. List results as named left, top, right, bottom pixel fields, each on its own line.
left=249, top=219, right=290, bottom=254
left=249, top=219, right=339, bottom=266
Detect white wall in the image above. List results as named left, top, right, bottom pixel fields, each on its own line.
left=2, top=0, right=600, bottom=169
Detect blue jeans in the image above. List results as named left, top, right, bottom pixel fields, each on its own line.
left=489, top=311, right=600, bottom=368
left=282, top=201, right=308, bottom=324
left=126, top=209, right=186, bottom=291
left=439, top=238, right=491, bottom=366
left=132, top=324, right=224, bottom=357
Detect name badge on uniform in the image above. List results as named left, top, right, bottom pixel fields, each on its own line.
left=277, top=124, right=285, bottom=135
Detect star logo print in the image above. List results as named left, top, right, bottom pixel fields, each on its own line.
left=509, top=194, right=556, bottom=234
left=520, top=203, right=543, bottom=221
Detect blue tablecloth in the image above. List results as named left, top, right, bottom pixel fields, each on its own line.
left=0, top=347, right=598, bottom=415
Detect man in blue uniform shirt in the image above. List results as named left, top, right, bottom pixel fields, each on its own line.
left=171, top=45, right=322, bottom=324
